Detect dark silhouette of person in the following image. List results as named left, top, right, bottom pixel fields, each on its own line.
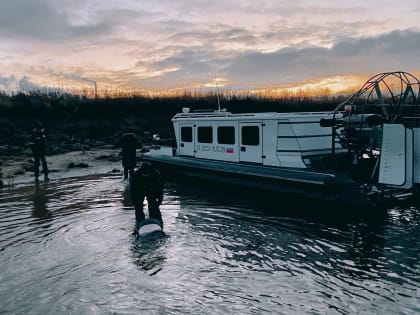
left=30, top=124, right=49, bottom=182
left=116, top=132, right=142, bottom=179
left=130, top=162, right=164, bottom=228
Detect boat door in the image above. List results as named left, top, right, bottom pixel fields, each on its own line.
left=239, top=122, right=263, bottom=163
left=179, top=124, right=195, bottom=156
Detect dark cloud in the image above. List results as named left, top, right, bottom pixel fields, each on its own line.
left=152, top=29, right=420, bottom=88
left=0, top=0, right=133, bottom=40
left=154, top=50, right=214, bottom=73
left=218, top=27, right=258, bottom=43
left=0, top=0, right=70, bottom=39
left=333, top=30, right=420, bottom=56
left=0, top=74, right=16, bottom=88
left=133, top=50, right=215, bottom=89
left=222, top=30, right=420, bottom=86
left=0, top=74, right=69, bottom=94
left=18, top=76, right=41, bottom=91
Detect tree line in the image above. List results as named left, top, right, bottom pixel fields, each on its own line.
left=0, top=91, right=347, bottom=155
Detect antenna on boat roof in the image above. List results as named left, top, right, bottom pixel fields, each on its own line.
left=213, top=66, right=221, bottom=112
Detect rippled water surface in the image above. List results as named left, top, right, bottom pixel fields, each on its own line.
left=0, top=174, right=419, bottom=314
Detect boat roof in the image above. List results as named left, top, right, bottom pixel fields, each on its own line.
left=172, top=110, right=335, bottom=121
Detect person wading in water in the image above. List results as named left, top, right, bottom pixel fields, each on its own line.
left=129, top=162, right=164, bottom=229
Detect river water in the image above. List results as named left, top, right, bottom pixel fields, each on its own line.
left=0, top=173, right=419, bottom=314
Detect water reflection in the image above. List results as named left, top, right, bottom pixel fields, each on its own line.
left=125, top=178, right=168, bottom=275
left=31, top=183, right=51, bottom=220
left=131, top=234, right=168, bottom=275
left=121, top=183, right=132, bottom=209
left=171, top=182, right=406, bottom=279
left=347, top=220, right=386, bottom=274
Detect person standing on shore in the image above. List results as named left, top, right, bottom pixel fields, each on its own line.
left=130, top=162, right=164, bottom=228
left=116, top=131, right=142, bottom=179
left=30, top=124, right=49, bottom=182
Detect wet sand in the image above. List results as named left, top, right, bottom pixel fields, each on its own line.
left=0, top=148, right=132, bottom=187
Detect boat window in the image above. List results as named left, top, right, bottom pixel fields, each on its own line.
left=241, top=126, right=259, bottom=145
left=181, top=127, right=193, bottom=142
left=217, top=126, right=235, bottom=144
left=197, top=126, right=213, bottom=143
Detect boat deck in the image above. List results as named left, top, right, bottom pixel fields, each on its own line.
left=144, top=153, right=336, bottom=185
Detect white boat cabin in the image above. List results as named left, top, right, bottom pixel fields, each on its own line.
left=172, top=108, right=341, bottom=168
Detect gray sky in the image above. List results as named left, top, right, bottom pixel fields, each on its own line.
left=0, top=0, right=419, bottom=93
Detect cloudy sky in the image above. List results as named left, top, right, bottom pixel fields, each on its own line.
left=0, top=0, right=419, bottom=94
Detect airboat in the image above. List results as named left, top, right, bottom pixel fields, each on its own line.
left=142, top=71, right=420, bottom=207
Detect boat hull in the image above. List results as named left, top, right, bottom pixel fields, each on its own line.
left=142, top=152, right=376, bottom=208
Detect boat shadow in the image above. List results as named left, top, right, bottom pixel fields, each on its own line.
left=166, top=177, right=390, bottom=224
left=168, top=180, right=414, bottom=280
